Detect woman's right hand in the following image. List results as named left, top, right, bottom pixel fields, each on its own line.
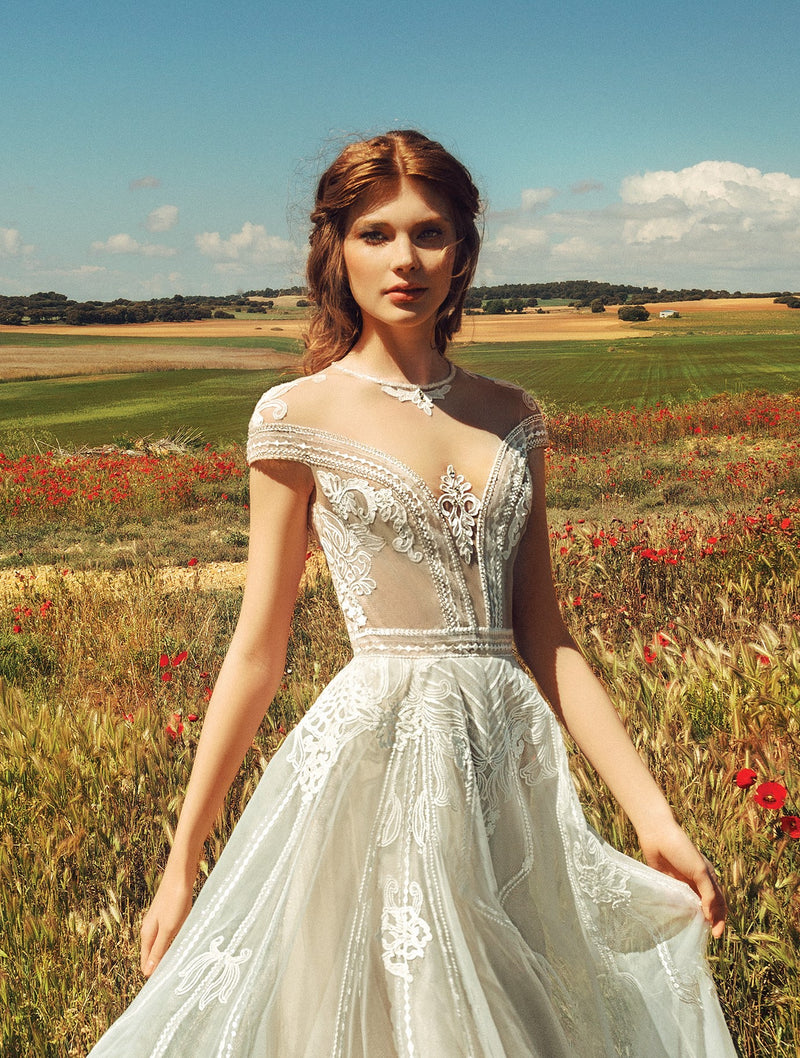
left=139, top=869, right=194, bottom=977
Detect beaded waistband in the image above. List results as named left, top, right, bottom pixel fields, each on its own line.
left=350, top=627, right=515, bottom=658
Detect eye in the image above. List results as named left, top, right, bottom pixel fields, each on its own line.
left=357, top=229, right=387, bottom=245
left=417, top=226, right=447, bottom=243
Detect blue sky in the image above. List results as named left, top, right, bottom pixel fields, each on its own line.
left=2, top=0, right=799, bottom=300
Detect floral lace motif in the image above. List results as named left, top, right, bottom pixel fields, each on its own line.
left=380, top=877, right=432, bottom=983
left=437, top=465, right=482, bottom=563
left=174, top=936, right=252, bottom=1010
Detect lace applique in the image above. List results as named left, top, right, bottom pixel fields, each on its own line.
left=379, top=380, right=453, bottom=415
left=572, top=837, right=631, bottom=910
left=315, top=507, right=380, bottom=628
left=380, top=877, right=432, bottom=983
left=250, top=373, right=327, bottom=423
left=318, top=471, right=422, bottom=561
left=437, top=465, right=482, bottom=563
left=174, top=936, right=252, bottom=1009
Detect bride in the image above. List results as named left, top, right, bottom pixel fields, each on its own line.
left=89, top=130, right=734, bottom=1057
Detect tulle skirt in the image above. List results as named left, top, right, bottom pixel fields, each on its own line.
left=89, top=654, right=735, bottom=1057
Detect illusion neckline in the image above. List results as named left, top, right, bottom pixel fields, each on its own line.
left=330, top=358, right=457, bottom=391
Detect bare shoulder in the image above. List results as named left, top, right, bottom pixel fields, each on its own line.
left=457, top=366, right=542, bottom=418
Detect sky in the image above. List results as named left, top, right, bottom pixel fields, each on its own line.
left=2, top=0, right=799, bottom=301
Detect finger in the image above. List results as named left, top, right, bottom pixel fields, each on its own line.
left=142, top=926, right=176, bottom=977
left=695, top=861, right=726, bottom=936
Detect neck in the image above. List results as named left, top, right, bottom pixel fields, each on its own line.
left=344, top=322, right=447, bottom=385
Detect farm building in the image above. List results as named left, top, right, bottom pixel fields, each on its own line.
left=659, top=310, right=679, bottom=318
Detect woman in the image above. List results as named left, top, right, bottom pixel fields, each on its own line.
left=90, top=130, right=735, bottom=1056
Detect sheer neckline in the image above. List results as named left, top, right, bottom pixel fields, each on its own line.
left=251, top=415, right=535, bottom=507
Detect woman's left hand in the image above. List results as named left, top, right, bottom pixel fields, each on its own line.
left=637, top=820, right=727, bottom=938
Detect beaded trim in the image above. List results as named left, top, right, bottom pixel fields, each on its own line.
left=330, top=360, right=456, bottom=416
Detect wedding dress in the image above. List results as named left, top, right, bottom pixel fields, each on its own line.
left=89, top=366, right=736, bottom=1057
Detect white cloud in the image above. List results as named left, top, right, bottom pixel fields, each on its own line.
left=478, top=160, right=800, bottom=290
left=195, top=221, right=294, bottom=264
left=146, top=205, right=179, bottom=233
left=91, top=233, right=177, bottom=257
left=130, top=176, right=161, bottom=190
left=520, top=188, right=557, bottom=211
left=0, top=227, right=34, bottom=256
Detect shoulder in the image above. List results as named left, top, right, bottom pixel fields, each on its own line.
left=458, top=367, right=547, bottom=446
left=247, top=372, right=331, bottom=469
left=249, top=371, right=329, bottom=427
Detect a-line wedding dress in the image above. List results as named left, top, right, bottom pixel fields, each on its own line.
left=89, top=366, right=736, bottom=1057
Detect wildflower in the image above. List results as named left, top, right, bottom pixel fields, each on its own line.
left=187, top=713, right=199, bottom=722
left=12, top=623, right=22, bottom=634
left=735, top=768, right=757, bottom=789
left=172, top=650, right=188, bottom=667
left=161, top=671, right=173, bottom=683
left=187, top=557, right=198, bottom=567
left=756, top=654, right=770, bottom=666
left=780, top=815, right=800, bottom=838
left=643, top=645, right=657, bottom=664
left=753, top=782, right=788, bottom=810
left=159, top=653, right=169, bottom=668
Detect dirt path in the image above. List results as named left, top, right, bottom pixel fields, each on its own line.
left=1, top=344, right=299, bottom=381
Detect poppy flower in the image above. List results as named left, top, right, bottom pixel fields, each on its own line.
left=159, top=653, right=169, bottom=668
left=187, top=557, right=198, bottom=566
left=734, top=768, right=757, bottom=789
left=753, top=782, right=788, bottom=810
left=172, top=650, right=188, bottom=667
left=644, top=645, right=657, bottom=664
left=780, top=815, right=800, bottom=838
left=187, top=713, right=199, bottom=723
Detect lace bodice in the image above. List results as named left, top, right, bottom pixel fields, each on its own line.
left=246, top=368, right=547, bottom=654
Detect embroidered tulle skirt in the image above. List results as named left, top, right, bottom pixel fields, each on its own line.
left=88, top=650, right=736, bottom=1057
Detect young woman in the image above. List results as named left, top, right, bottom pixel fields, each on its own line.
left=90, top=130, right=735, bottom=1056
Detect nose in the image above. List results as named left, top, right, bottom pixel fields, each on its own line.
left=392, top=234, right=419, bottom=272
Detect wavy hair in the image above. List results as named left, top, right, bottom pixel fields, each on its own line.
left=303, top=130, right=481, bottom=374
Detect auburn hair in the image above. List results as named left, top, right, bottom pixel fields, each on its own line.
left=303, top=130, right=481, bottom=374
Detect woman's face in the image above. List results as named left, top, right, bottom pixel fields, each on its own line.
left=342, top=177, right=457, bottom=342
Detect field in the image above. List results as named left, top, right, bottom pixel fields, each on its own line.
left=1, top=303, right=799, bottom=1055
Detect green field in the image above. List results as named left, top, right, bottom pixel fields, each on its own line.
left=2, top=331, right=798, bottom=448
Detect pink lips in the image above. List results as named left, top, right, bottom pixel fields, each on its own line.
left=385, top=285, right=426, bottom=302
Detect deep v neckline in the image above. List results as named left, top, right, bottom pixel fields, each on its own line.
left=267, top=417, right=532, bottom=509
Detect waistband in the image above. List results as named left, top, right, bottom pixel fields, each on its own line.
left=350, top=627, right=515, bottom=658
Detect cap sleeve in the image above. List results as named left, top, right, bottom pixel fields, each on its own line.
left=246, top=381, right=310, bottom=466
left=520, top=396, right=548, bottom=450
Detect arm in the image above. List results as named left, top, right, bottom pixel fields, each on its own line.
left=512, top=449, right=726, bottom=937
left=140, top=458, right=313, bottom=975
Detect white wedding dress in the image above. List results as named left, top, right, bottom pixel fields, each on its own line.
left=89, top=367, right=736, bottom=1057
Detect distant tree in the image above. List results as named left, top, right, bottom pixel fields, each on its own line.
left=506, top=298, right=525, bottom=313
left=213, top=309, right=235, bottom=319
left=590, top=298, right=605, bottom=313
left=617, top=305, right=650, bottom=322
left=524, top=297, right=538, bottom=308
left=296, top=299, right=311, bottom=307
left=785, top=297, right=800, bottom=309
left=483, top=299, right=506, bottom=314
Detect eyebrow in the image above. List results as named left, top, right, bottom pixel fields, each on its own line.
left=352, top=213, right=452, bottom=228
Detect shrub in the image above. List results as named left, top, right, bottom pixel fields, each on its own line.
left=618, top=305, right=650, bottom=322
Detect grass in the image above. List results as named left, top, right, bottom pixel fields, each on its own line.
left=1, top=340, right=799, bottom=1053
left=3, top=332, right=799, bottom=449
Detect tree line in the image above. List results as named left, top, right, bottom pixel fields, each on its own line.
left=0, top=288, right=307, bottom=326
left=1, top=283, right=797, bottom=326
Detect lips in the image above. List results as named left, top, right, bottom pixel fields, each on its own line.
left=385, top=284, right=427, bottom=302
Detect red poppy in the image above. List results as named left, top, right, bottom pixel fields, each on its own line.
left=756, top=654, right=770, bottom=666
left=187, top=713, right=199, bottom=722
left=644, top=645, right=657, bottom=664
left=159, top=653, right=169, bottom=668
left=780, top=815, right=800, bottom=838
left=734, top=768, right=757, bottom=788
left=187, top=557, right=198, bottom=567
left=753, top=782, right=788, bottom=810
left=161, top=671, right=172, bottom=683
left=172, top=650, right=188, bottom=667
